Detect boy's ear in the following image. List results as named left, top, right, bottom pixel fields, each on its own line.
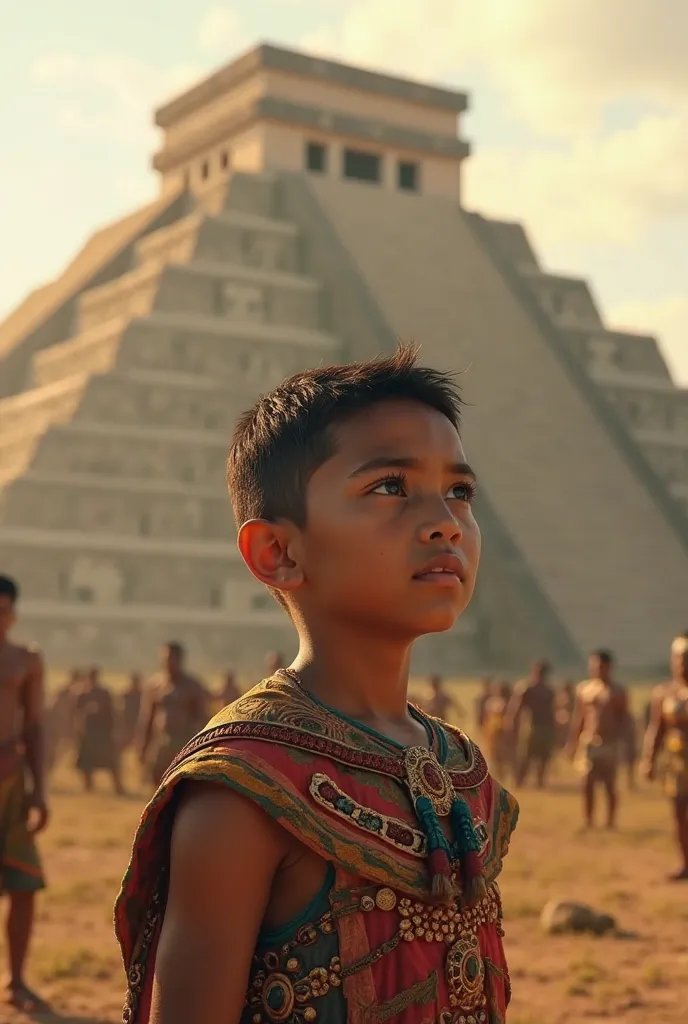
left=237, top=519, right=305, bottom=593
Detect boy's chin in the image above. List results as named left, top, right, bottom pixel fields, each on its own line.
left=408, top=606, right=466, bottom=637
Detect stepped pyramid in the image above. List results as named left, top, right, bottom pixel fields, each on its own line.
left=0, top=43, right=686, bottom=674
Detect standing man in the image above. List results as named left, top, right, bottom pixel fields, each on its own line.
left=0, top=575, right=49, bottom=1012
left=45, top=668, right=80, bottom=773
left=138, top=643, right=210, bottom=787
left=568, top=649, right=628, bottom=829
left=74, top=667, right=124, bottom=795
left=121, top=672, right=143, bottom=751
left=474, top=677, right=493, bottom=734
left=423, top=674, right=464, bottom=722
left=641, top=633, right=688, bottom=880
left=507, top=659, right=557, bottom=788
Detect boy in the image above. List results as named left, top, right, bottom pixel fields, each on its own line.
left=0, top=575, right=49, bottom=1012
left=115, top=349, right=519, bottom=1024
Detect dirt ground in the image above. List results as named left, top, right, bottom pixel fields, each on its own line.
left=2, top=694, right=686, bottom=1024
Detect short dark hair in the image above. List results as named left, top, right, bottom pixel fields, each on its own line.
left=592, top=649, right=613, bottom=665
left=165, top=641, right=185, bottom=658
left=227, top=347, right=464, bottom=527
left=0, top=576, right=19, bottom=604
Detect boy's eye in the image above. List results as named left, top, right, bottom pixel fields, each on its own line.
left=447, top=482, right=476, bottom=502
left=371, top=476, right=406, bottom=497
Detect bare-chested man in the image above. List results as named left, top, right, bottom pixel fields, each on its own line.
left=74, top=667, right=124, bottom=795
left=45, top=668, right=80, bottom=773
left=474, top=677, right=493, bottom=733
left=0, top=575, right=49, bottom=1012
left=121, top=672, right=143, bottom=751
left=568, top=649, right=627, bottom=829
left=138, top=643, right=210, bottom=787
left=218, top=670, right=240, bottom=710
left=264, top=651, right=285, bottom=678
left=507, top=659, right=557, bottom=788
left=641, top=633, right=688, bottom=880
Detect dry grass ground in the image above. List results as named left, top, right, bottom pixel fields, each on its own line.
left=2, top=683, right=685, bottom=1023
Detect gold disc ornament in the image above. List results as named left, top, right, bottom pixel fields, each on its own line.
left=403, top=746, right=454, bottom=817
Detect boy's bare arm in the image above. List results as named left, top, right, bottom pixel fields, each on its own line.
left=150, top=782, right=287, bottom=1024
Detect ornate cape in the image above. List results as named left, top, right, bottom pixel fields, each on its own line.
left=115, top=674, right=519, bottom=1024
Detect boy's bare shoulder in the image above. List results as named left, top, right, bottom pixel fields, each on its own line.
left=173, top=780, right=289, bottom=859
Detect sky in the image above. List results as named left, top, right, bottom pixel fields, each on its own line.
left=2, top=1, right=687, bottom=381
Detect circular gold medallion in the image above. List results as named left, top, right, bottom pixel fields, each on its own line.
left=404, top=746, right=454, bottom=816
left=375, top=887, right=397, bottom=912
left=262, top=973, right=296, bottom=1022
left=445, top=933, right=485, bottom=1011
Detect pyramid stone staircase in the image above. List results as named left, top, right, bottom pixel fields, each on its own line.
left=0, top=174, right=340, bottom=670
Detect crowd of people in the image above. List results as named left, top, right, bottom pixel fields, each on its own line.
left=43, top=636, right=688, bottom=887
left=44, top=647, right=286, bottom=793
left=465, top=644, right=688, bottom=877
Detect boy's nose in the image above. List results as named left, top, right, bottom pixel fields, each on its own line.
left=418, top=506, right=463, bottom=545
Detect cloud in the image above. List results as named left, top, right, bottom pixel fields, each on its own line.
left=302, top=0, right=688, bottom=134
left=197, top=7, right=246, bottom=55
left=32, top=54, right=201, bottom=144
left=609, top=296, right=688, bottom=385
left=465, top=112, right=688, bottom=247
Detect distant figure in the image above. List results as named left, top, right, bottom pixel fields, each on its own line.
left=475, top=677, right=494, bottom=733
left=507, top=659, right=557, bottom=788
left=74, top=667, right=124, bottom=795
left=45, top=668, right=81, bottom=772
left=139, top=642, right=210, bottom=786
left=620, top=705, right=639, bottom=791
left=554, top=681, right=576, bottom=749
left=482, top=682, right=515, bottom=782
left=641, top=633, right=688, bottom=880
left=219, top=670, right=240, bottom=708
left=121, top=672, right=143, bottom=750
left=568, top=649, right=627, bottom=829
left=265, top=651, right=285, bottom=678
left=0, top=575, right=49, bottom=1013
left=423, top=674, right=464, bottom=722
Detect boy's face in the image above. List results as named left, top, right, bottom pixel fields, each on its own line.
left=294, top=399, right=480, bottom=640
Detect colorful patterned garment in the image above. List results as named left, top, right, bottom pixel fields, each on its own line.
left=115, top=673, right=519, bottom=1024
left=0, top=740, right=45, bottom=892
left=661, top=686, right=688, bottom=797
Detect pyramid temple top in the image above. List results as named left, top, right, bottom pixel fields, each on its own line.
left=153, top=43, right=471, bottom=202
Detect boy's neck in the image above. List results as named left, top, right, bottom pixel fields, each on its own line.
left=290, top=622, right=412, bottom=724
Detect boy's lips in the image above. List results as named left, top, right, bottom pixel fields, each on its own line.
left=412, top=552, right=466, bottom=585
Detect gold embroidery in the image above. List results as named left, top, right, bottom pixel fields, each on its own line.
left=403, top=746, right=454, bottom=816
left=309, top=773, right=427, bottom=857
left=366, top=972, right=439, bottom=1022
left=247, top=957, right=342, bottom=1023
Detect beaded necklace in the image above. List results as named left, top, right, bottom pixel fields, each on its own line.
left=282, top=669, right=485, bottom=905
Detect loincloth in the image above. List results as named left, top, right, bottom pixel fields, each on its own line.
left=76, top=731, right=117, bottom=773
left=525, top=726, right=556, bottom=761
left=0, top=749, right=45, bottom=892
left=575, top=737, right=619, bottom=780
left=664, top=733, right=688, bottom=797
